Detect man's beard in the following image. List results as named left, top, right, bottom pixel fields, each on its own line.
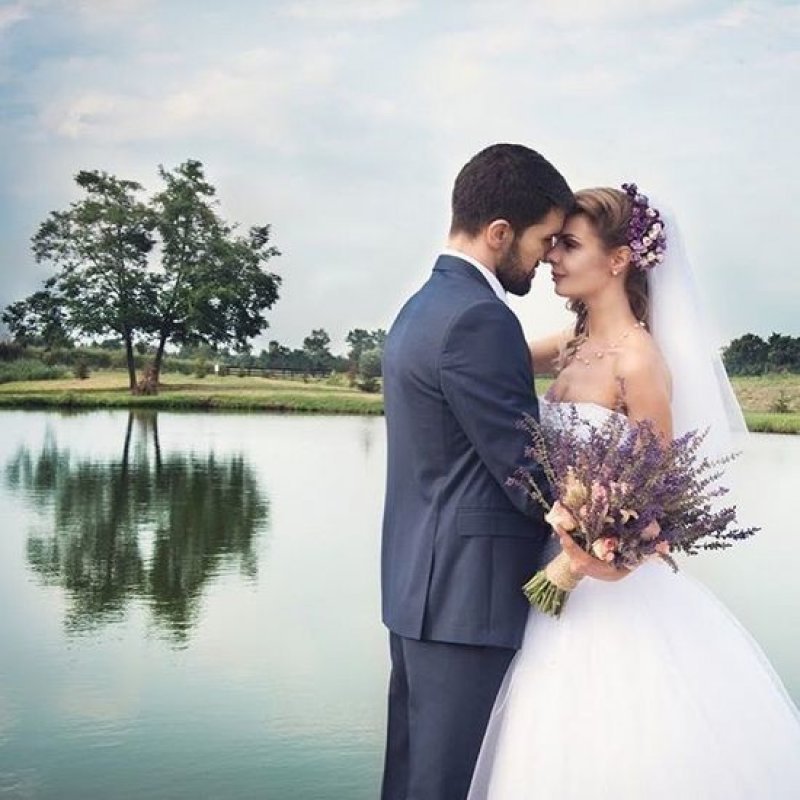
left=496, top=240, right=535, bottom=296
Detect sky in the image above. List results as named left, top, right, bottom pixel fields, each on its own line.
left=1, top=0, right=798, bottom=354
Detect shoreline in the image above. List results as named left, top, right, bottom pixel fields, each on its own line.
left=0, top=372, right=798, bottom=434
left=0, top=372, right=384, bottom=416
left=0, top=391, right=384, bottom=415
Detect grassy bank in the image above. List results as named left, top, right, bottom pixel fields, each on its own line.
left=731, top=374, right=800, bottom=434
left=1, top=370, right=799, bottom=433
left=0, top=371, right=383, bottom=415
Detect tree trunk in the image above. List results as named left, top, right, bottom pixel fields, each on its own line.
left=151, top=328, right=170, bottom=386
left=122, top=328, right=137, bottom=391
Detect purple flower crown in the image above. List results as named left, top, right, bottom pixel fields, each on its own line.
left=622, top=183, right=667, bottom=270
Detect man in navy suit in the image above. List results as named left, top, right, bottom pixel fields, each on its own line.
left=380, top=144, right=574, bottom=800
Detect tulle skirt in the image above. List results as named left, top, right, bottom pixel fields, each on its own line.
left=467, top=561, right=800, bottom=799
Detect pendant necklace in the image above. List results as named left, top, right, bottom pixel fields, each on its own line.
left=573, top=320, right=646, bottom=367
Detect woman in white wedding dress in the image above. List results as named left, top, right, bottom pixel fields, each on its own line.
left=467, top=186, right=800, bottom=800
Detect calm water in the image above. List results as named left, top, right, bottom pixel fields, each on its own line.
left=0, top=410, right=798, bottom=799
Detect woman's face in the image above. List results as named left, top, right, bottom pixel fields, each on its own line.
left=546, top=213, right=619, bottom=301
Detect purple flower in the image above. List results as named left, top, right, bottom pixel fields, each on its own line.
left=510, top=408, right=759, bottom=571
left=622, top=182, right=667, bottom=270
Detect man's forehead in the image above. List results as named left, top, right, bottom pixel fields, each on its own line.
left=547, top=209, right=567, bottom=235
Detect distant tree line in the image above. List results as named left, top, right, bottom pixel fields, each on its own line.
left=184, top=326, right=386, bottom=389
left=204, top=326, right=385, bottom=373
left=722, top=333, right=800, bottom=375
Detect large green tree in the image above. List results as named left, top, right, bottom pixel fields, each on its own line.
left=4, top=160, right=282, bottom=393
left=147, top=160, right=281, bottom=383
left=26, top=170, right=156, bottom=388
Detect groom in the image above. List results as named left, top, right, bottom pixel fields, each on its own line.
left=380, top=144, right=574, bottom=800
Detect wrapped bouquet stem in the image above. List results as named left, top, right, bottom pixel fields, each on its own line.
left=523, top=550, right=582, bottom=617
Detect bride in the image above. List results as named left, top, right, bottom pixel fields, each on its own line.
left=467, top=185, right=800, bottom=799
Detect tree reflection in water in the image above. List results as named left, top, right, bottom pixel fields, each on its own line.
left=4, top=411, right=270, bottom=645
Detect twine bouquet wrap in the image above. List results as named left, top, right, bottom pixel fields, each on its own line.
left=510, top=405, right=759, bottom=618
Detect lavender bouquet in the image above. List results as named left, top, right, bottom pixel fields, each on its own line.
left=510, top=406, right=758, bottom=617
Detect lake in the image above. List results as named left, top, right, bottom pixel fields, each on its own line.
left=0, top=410, right=797, bottom=799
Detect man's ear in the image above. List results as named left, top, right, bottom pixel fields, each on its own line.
left=485, top=219, right=513, bottom=252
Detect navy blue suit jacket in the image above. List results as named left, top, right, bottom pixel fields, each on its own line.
left=381, top=255, right=551, bottom=650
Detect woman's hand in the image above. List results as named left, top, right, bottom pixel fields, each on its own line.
left=554, top=526, right=632, bottom=583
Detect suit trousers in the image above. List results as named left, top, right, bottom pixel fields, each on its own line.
left=380, top=632, right=516, bottom=800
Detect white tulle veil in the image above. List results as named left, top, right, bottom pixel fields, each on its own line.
left=645, top=201, right=748, bottom=462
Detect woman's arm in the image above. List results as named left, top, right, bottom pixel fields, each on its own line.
left=529, top=328, right=571, bottom=375
left=615, top=345, right=673, bottom=440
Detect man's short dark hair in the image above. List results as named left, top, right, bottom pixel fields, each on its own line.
left=450, top=144, right=574, bottom=236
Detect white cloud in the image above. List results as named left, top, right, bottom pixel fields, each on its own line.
left=36, top=42, right=345, bottom=147
left=468, top=0, right=698, bottom=26
left=716, top=2, right=757, bottom=28
left=74, top=0, right=151, bottom=9
left=73, top=0, right=156, bottom=21
left=283, top=0, right=416, bottom=22
left=42, top=90, right=120, bottom=139
left=0, top=1, right=30, bottom=31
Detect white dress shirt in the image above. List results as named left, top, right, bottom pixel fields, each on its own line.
left=441, top=247, right=508, bottom=305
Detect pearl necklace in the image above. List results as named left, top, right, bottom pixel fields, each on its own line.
left=573, top=320, right=646, bottom=367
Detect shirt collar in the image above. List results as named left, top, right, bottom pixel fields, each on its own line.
left=440, top=247, right=508, bottom=305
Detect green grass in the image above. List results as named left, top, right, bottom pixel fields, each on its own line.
left=0, top=370, right=383, bottom=415
left=730, top=375, right=800, bottom=433
left=743, top=412, right=800, bottom=434
left=1, top=369, right=799, bottom=432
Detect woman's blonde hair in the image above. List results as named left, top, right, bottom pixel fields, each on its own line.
left=557, top=187, right=650, bottom=370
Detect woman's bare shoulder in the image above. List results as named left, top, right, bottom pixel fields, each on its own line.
left=614, top=330, right=672, bottom=433
left=616, top=329, right=669, bottom=383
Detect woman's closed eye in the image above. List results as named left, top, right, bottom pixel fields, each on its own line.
left=559, top=236, right=578, bottom=250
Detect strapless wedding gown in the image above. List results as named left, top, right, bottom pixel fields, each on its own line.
left=467, top=398, right=800, bottom=800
